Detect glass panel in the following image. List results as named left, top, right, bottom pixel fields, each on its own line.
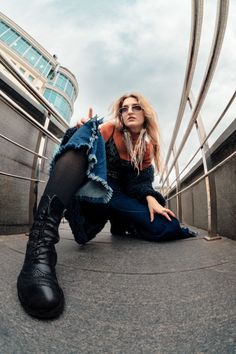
left=0, top=21, right=9, bottom=36
left=24, top=47, right=41, bottom=66
left=71, top=86, right=76, bottom=101
left=58, top=96, right=71, bottom=121
left=43, top=89, right=50, bottom=99
left=55, top=73, right=67, bottom=91
left=43, top=89, right=71, bottom=121
left=54, top=93, right=64, bottom=107
left=11, top=37, right=30, bottom=55
left=35, top=56, right=49, bottom=74
left=43, top=62, right=52, bottom=77
left=55, top=100, right=71, bottom=121
left=65, top=80, right=73, bottom=98
left=28, top=75, right=34, bottom=82
left=1, top=28, right=19, bottom=45
left=48, top=90, right=57, bottom=103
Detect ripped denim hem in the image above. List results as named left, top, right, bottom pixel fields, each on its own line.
left=49, top=117, right=113, bottom=204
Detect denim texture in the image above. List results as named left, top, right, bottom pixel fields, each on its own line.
left=107, top=178, right=191, bottom=241
left=51, top=117, right=192, bottom=243
left=50, top=117, right=112, bottom=204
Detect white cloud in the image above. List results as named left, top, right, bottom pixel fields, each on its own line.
left=1, top=0, right=235, bottom=181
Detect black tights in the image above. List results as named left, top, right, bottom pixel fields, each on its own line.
left=43, top=149, right=87, bottom=207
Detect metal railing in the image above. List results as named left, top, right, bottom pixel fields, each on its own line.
left=0, top=50, right=69, bottom=220
left=0, top=50, right=67, bottom=173
left=160, top=0, right=235, bottom=240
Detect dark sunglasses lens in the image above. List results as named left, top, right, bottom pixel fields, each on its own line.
left=133, top=105, right=142, bottom=112
left=119, top=107, right=128, bottom=114
left=119, top=105, right=142, bottom=114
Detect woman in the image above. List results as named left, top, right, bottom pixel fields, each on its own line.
left=17, top=93, right=196, bottom=320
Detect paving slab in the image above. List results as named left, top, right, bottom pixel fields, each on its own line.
left=0, top=223, right=235, bottom=354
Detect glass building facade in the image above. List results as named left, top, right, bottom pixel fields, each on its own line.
left=0, top=17, right=78, bottom=123
left=0, top=20, right=52, bottom=77
left=44, top=88, right=72, bottom=121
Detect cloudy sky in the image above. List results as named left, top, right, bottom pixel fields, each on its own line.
left=1, top=0, right=235, bottom=180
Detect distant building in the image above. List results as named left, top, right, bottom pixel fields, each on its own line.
left=0, top=12, right=78, bottom=123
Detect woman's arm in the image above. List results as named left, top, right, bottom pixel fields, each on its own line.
left=126, top=165, right=175, bottom=221
left=125, top=165, right=166, bottom=206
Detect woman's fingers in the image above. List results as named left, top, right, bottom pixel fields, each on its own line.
left=76, top=108, right=93, bottom=128
left=82, top=108, right=93, bottom=123
left=146, top=195, right=176, bottom=222
left=167, top=209, right=176, bottom=218
left=162, top=211, right=172, bottom=222
left=161, top=208, right=176, bottom=221
left=88, top=107, right=93, bottom=118
left=150, top=207, right=175, bottom=222
left=150, top=209, right=154, bottom=222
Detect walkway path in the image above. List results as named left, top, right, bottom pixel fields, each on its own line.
left=0, top=223, right=235, bottom=354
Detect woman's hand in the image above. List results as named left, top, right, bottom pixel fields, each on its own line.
left=76, top=108, right=93, bottom=128
left=146, top=195, right=176, bottom=222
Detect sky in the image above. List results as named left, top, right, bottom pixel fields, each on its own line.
left=1, top=0, right=235, bottom=182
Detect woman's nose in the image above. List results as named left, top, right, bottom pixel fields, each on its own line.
left=127, top=106, right=133, bottom=113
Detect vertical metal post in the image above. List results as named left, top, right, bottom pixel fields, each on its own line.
left=172, top=145, right=182, bottom=221
left=160, top=165, right=170, bottom=208
left=188, top=92, right=220, bottom=240
left=29, top=112, right=51, bottom=224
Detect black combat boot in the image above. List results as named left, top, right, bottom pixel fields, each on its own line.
left=17, top=195, right=65, bottom=319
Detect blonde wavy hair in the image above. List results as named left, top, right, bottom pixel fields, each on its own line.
left=111, top=93, right=161, bottom=172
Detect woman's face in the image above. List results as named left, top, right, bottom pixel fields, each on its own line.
left=120, top=97, right=145, bottom=133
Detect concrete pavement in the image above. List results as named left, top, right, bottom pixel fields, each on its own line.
left=0, top=223, right=235, bottom=354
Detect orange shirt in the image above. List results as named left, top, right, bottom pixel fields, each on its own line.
left=99, top=121, right=152, bottom=170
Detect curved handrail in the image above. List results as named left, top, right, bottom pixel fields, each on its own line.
left=165, top=90, right=236, bottom=194
left=161, top=0, right=229, bottom=188
left=166, top=150, right=236, bottom=201
left=159, top=0, right=204, bottom=182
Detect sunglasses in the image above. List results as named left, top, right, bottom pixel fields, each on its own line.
left=119, top=104, right=143, bottom=115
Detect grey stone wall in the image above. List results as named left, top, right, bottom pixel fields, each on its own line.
left=168, top=120, right=236, bottom=240
left=215, top=155, right=236, bottom=238
left=0, top=96, right=56, bottom=234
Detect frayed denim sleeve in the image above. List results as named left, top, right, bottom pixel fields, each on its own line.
left=50, top=117, right=113, bottom=204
